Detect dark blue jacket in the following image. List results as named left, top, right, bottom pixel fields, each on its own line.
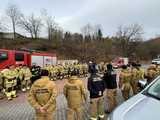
left=103, top=70, right=117, bottom=89
left=87, top=73, right=105, bottom=98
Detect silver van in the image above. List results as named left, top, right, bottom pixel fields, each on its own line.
left=108, top=76, right=160, bottom=120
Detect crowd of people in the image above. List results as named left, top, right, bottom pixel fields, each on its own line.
left=1, top=61, right=160, bottom=120
left=0, top=63, right=88, bottom=100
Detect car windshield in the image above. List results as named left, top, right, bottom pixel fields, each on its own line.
left=147, top=77, right=160, bottom=99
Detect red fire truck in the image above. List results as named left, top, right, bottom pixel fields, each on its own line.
left=0, top=49, right=57, bottom=70
left=112, top=57, right=129, bottom=68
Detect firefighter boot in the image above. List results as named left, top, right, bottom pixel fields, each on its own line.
left=98, top=114, right=105, bottom=120
left=5, top=92, right=12, bottom=100
left=11, top=90, right=17, bottom=98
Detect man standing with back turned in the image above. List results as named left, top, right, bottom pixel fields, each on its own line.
left=28, top=70, right=57, bottom=120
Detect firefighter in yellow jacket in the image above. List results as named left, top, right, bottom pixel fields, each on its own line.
left=130, top=63, right=139, bottom=95
left=0, top=71, right=4, bottom=99
left=28, top=70, right=57, bottom=120
left=119, top=65, right=132, bottom=101
left=146, top=64, right=158, bottom=84
left=3, top=65, right=18, bottom=100
left=63, top=70, right=87, bottom=120
left=19, top=65, right=32, bottom=92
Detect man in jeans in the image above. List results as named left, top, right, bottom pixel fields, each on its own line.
left=103, top=63, right=117, bottom=113
left=88, top=65, right=105, bottom=120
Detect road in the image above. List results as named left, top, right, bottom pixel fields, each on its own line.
left=0, top=76, right=131, bottom=120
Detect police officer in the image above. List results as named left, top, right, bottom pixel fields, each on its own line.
left=63, top=70, right=87, bottom=120
left=88, top=64, right=105, bottom=120
left=119, top=65, right=132, bottom=101
left=103, top=64, right=117, bottom=113
left=28, top=70, right=57, bottom=120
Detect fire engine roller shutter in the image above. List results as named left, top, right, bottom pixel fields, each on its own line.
left=31, top=55, right=43, bottom=67
left=44, top=56, right=52, bottom=66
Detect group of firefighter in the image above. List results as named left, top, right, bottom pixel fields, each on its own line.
left=0, top=63, right=88, bottom=100
left=86, top=62, right=160, bottom=120
left=0, top=61, right=160, bottom=120
left=43, top=63, right=88, bottom=80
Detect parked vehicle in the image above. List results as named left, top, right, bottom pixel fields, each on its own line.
left=152, top=58, right=160, bottom=65
left=0, top=49, right=57, bottom=69
left=108, top=76, right=160, bottom=120
left=112, top=57, right=128, bottom=68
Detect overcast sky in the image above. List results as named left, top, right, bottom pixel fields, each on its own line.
left=0, top=0, right=160, bottom=39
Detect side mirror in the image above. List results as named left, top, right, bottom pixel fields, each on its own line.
left=138, top=79, right=148, bottom=90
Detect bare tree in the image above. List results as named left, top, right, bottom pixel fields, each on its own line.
left=81, top=23, right=94, bottom=39
left=116, top=24, right=143, bottom=57
left=19, top=14, right=42, bottom=39
left=41, top=9, right=57, bottom=41
left=94, top=24, right=103, bottom=40
left=6, top=4, right=22, bottom=39
left=0, top=22, right=6, bottom=31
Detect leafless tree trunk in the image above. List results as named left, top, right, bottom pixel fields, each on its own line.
left=19, top=14, right=42, bottom=39
left=116, top=24, right=143, bottom=57
left=6, top=4, right=22, bottom=40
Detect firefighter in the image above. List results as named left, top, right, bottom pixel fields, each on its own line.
left=82, top=63, right=88, bottom=77
left=20, top=65, right=32, bottom=92
left=63, top=70, right=87, bottom=120
left=88, top=66, right=105, bottom=120
left=3, top=65, right=18, bottom=100
left=146, top=64, right=158, bottom=84
left=28, top=70, right=57, bottom=120
left=16, top=64, right=23, bottom=90
left=103, top=64, right=117, bottom=113
left=0, top=71, right=4, bottom=99
left=136, top=64, right=145, bottom=91
left=119, top=65, right=132, bottom=101
left=155, top=64, right=160, bottom=75
left=50, top=65, right=58, bottom=81
left=130, top=63, right=139, bottom=95
left=31, top=64, right=41, bottom=84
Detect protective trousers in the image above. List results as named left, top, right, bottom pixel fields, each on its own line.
left=131, top=80, right=139, bottom=95
left=90, top=97, right=104, bottom=120
left=5, top=79, right=16, bottom=100
left=121, top=83, right=132, bottom=101
left=106, top=89, right=117, bottom=112
left=35, top=112, right=54, bottom=120
left=21, top=79, right=31, bottom=90
left=67, top=107, right=83, bottom=120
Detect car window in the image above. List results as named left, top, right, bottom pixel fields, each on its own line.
left=147, top=78, right=160, bottom=99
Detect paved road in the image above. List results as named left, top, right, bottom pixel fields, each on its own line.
left=0, top=78, right=124, bottom=120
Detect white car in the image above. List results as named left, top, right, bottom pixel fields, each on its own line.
left=152, top=59, right=160, bottom=65
left=108, top=76, right=160, bottom=120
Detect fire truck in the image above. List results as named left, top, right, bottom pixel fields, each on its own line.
left=112, top=57, right=129, bottom=68
left=0, top=49, right=57, bottom=69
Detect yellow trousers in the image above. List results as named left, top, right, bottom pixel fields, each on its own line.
left=90, top=97, right=104, bottom=119
left=67, top=107, right=83, bottom=120
left=35, top=111, right=54, bottom=120
left=106, top=89, right=117, bottom=112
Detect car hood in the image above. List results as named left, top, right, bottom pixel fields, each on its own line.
left=112, top=94, right=160, bottom=120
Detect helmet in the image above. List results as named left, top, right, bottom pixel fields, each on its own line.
left=149, top=64, right=156, bottom=69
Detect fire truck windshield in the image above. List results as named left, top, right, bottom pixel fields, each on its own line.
left=0, top=52, right=8, bottom=62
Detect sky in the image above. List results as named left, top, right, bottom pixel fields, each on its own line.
left=0, top=0, right=160, bottom=40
